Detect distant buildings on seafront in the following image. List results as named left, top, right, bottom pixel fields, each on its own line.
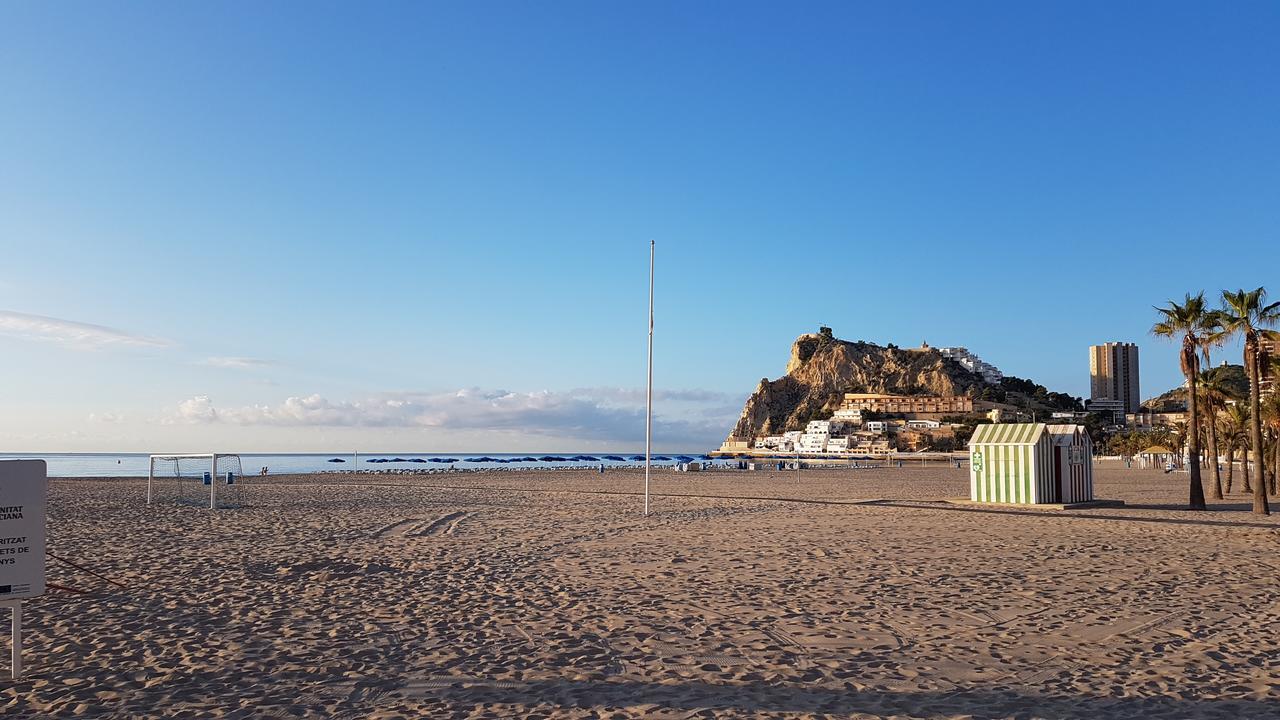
left=752, top=419, right=895, bottom=456
left=1088, top=342, right=1140, bottom=423
left=840, top=392, right=973, bottom=417
left=744, top=392, right=967, bottom=456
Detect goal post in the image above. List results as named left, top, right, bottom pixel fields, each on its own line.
left=147, top=454, right=245, bottom=509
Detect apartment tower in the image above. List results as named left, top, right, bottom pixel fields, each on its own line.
left=1261, top=337, right=1279, bottom=394
left=1089, top=342, right=1141, bottom=414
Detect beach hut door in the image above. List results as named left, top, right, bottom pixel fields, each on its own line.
left=1051, top=447, right=1065, bottom=504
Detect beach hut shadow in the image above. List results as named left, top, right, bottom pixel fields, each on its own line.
left=1122, top=501, right=1261, bottom=513
left=386, top=677, right=1277, bottom=718
left=871, top=499, right=1280, bottom=530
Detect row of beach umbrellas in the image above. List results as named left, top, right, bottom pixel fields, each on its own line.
left=329, top=454, right=712, bottom=464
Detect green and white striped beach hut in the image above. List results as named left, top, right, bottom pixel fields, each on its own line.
left=969, top=423, right=1056, bottom=504
left=968, top=423, right=1095, bottom=504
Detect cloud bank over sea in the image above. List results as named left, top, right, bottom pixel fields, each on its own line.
left=166, top=387, right=743, bottom=446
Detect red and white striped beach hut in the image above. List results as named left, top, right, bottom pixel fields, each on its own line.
left=1047, top=424, right=1094, bottom=504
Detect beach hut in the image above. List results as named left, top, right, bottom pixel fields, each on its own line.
left=1047, top=424, right=1094, bottom=504
left=969, top=423, right=1095, bottom=504
left=969, top=423, right=1053, bottom=504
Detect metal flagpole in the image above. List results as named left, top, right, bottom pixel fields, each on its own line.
left=645, top=240, right=654, bottom=516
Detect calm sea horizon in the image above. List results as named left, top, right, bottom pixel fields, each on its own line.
left=0, top=452, right=709, bottom=478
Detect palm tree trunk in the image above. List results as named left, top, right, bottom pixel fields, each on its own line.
left=1225, top=444, right=1235, bottom=493
left=1186, top=368, right=1206, bottom=510
left=1247, top=343, right=1270, bottom=514
left=1271, top=432, right=1279, bottom=496
left=1207, top=409, right=1223, bottom=499
left=1243, top=444, right=1252, bottom=493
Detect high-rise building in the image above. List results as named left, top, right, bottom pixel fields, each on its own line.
left=1261, top=337, right=1279, bottom=394
left=1089, top=342, right=1141, bottom=414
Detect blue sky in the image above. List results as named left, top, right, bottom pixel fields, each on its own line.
left=1, top=2, right=1277, bottom=451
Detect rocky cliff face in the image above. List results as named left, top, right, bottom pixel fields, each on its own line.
left=728, top=333, right=985, bottom=441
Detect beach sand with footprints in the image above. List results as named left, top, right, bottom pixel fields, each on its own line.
left=4, top=461, right=1280, bottom=718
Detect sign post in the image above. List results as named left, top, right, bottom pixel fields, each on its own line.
left=0, top=459, right=47, bottom=680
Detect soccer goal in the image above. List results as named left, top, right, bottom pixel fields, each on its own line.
left=147, top=454, right=247, bottom=509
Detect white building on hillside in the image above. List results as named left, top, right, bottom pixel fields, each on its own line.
left=937, top=346, right=1004, bottom=385
left=805, top=420, right=831, bottom=434
left=756, top=435, right=786, bottom=450
left=797, top=427, right=829, bottom=453
left=826, top=437, right=849, bottom=452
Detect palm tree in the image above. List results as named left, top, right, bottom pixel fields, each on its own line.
left=1197, top=369, right=1233, bottom=499
left=1218, top=287, right=1280, bottom=515
left=1236, top=405, right=1254, bottom=493
left=1153, top=293, right=1213, bottom=509
left=1170, top=421, right=1190, bottom=468
left=1196, top=313, right=1230, bottom=497
left=1219, top=406, right=1248, bottom=494
left=1263, top=391, right=1280, bottom=497
left=1265, top=355, right=1280, bottom=495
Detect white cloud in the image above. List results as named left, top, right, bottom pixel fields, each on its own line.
left=165, top=387, right=738, bottom=445
left=0, top=310, right=167, bottom=350
left=198, top=356, right=274, bottom=369
left=168, top=395, right=219, bottom=424
left=88, top=412, right=126, bottom=424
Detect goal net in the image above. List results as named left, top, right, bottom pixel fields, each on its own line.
left=148, top=454, right=247, bottom=509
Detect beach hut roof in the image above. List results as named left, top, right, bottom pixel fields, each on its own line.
left=1047, top=424, right=1086, bottom=446
left=1139, top=445, right=1174, bottom=455
left=969, top=423, right=1046, bottom=445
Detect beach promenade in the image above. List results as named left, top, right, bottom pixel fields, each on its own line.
left=5, top=462, right=1280, bottom=718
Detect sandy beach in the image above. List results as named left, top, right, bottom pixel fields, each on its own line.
left=4, top=461, right=1280, bottom=719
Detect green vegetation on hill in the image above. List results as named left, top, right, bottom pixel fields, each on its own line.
left=975, top=376, right=1083, bottom=412
left=1143, top=364, right=1248, bottom=411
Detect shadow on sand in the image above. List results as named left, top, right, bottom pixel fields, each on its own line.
left=370, top=677, right=1275, bottom=719
left=867, top=499, right=1280, bottom=530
